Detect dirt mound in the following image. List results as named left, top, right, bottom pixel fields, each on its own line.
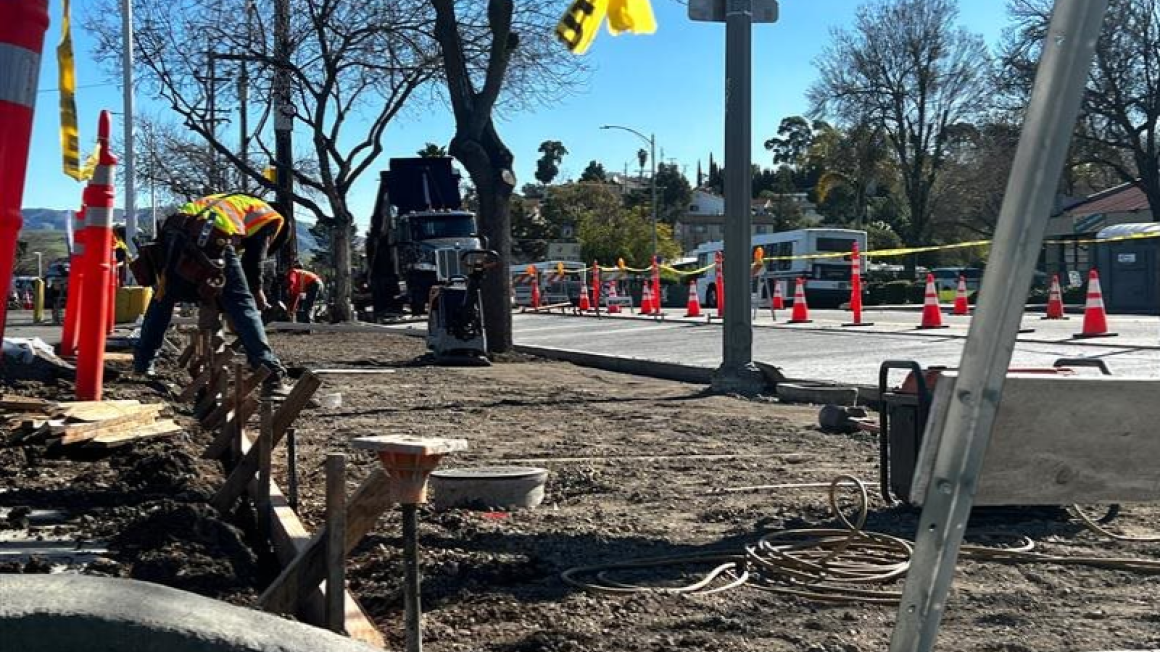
left=112, top=501, right=258, bottom=603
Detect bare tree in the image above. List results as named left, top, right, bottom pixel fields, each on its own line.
left=430, top=0, right=582, bottom=352
left=808, top=0, right=992, bottom=246
left=1002, top=0, right=1160, bottom=218
left=88, top=0, right=440, bottom=321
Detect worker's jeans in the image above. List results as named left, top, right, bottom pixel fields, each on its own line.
left=297, top=283, right=323, bottom=324
left=134, top=231, right=284, bottom=377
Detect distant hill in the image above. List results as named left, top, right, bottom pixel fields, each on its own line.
left=19, top=208, right=319, bottom=254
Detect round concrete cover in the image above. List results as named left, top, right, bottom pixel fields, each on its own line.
left=430, top=466, right=549, bottom=510
left=432, top=466, right=548, bottom=480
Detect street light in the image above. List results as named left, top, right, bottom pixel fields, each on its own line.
left=600, top=125, right=657, bottom=260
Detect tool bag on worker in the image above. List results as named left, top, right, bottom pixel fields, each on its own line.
left=159, top=194, right=244, bottom=300
left=128, top=241, right=165, bottom=288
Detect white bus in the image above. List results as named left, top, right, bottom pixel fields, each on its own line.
left=690, top=228, right=868, bottom=308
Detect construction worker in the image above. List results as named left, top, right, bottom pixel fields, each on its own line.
left=113, top=225, right=130, bottom=286
left=286, top=263, right=324, bottom=324
left=132, top=193, right=290, bottom=392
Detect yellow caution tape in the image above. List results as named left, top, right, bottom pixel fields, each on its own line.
left=556, top=0, right=655, bottom=54
left=556, top=0, right=609, bottom=54
left=57, top=0, right=83, bottom=181
left=1045, top=231, right=1160, bottom=246
left=606, top=0, right=656, bottom=35
left=542, top=232, right=1160, bottom=278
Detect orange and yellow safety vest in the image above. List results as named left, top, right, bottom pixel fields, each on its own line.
left=287, top=269, right=322, bottom=296
left=177, top=194, right=284, bottom=240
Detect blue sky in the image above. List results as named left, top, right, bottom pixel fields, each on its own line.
left=23, top=0, right=1010, bottom=227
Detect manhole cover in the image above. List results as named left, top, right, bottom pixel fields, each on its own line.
left=430, top=467, right=549, bottom=510
left=432, top=466, right=547, bottom=480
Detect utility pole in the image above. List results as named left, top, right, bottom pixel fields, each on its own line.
left=120, top=0, right=137, bottom=255
left=274, top=0, right=297, bottom=269
left=238, top=0, right=253, bottom=193
left=692, top=0, right=778, bottom=394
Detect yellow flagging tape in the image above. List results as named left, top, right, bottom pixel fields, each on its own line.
left=545, top=232, right=1160, bottom=277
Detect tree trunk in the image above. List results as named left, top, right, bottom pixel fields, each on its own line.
left=331, top=209, right=354, bottom=322
left=1135, top=151, right=1160, bottom=222
left=450, top=123, right=514, bottom=353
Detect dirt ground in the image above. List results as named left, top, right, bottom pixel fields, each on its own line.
left=269, top=331, right=1160, bottom=652
left=0, top=349, right=275, bottom=605
left=2, top=330, right=1156, bottom=651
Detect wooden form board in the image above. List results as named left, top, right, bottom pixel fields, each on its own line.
left=258, top=469, right=392, bottom=615
left=238, top=432, right=385, bottom=648
left=913, top=373, right=1160, bottom=506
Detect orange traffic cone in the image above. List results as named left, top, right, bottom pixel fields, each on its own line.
left=842, top=242, right=873, bottom=327
left=1043, top=274, right=1066, bottom=320
left=530, top=278, right=541, bottom=309
left=788, top=278, right=812, bottom=324
left=772, top=279, right=785, bottom=310
left=578, top=284, right=591, bottom=311
left=685, top=281, right=701, bottom=318
left=918, top=274, right=947, bottom=329
left=607, top=284, right=621, bottom=314
left=22, top=291, right=32, bottom=310
left=641, top=284, right=654, bottom=315
left=1074, top=269, right=1116, bottom=338
left=952, top=276, right=970, bottom=316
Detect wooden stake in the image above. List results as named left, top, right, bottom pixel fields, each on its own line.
left=256, top=402, right=274, bottom=537
left=258, top=468, right=391, bottom=615
left=202, top=366, right=271, bottom=430
left=232, top=363, right=247, bottom=461
left=325, top=453, right=347, bottom=634
left=209, top=374, right=321, bottom=514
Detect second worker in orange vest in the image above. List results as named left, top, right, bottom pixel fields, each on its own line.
left=133, top=193, right=290, bottom=391
left=286, top=263, right=324, bottom=324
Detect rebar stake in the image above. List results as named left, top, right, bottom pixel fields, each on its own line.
left=351, top=435, right=468, bottom=652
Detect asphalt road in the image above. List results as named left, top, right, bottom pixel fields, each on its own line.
left=507, top=308, right=1160, bottom=385
left=7, top=307, right=1157, bottom=386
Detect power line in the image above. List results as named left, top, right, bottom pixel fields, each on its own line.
left=38, top=83, right=118, bottom=93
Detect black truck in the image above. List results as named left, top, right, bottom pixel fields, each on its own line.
left=366, top=157, right=483, bottom=317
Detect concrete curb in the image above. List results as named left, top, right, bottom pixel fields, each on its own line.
left=0, top=575, right=379, bottom=652
left=514, top=344, right=714, bottom=384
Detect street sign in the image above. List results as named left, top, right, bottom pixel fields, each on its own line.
left=689, top=0, right=778, bottom=23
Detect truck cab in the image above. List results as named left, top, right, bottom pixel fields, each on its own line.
left=366, top=158, right=482, bottom=316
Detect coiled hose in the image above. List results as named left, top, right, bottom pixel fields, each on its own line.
left=561, top=476, right=1160, bottom=603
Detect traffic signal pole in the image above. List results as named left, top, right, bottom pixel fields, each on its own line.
left=711, top=0, right=766, bottom=394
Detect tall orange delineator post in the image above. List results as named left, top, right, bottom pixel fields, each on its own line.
left=106, top=248, right=117, bottom=333
left=59, top=207, right=86, bottom=357
left=591, top=260, right=600, bottom=317
left=714, top=250, right=724, bottom=319
left=0, top=0, right=50, bottom=343
left=842, top=242, right=873, bottom=327
left=75, top=111, right=118, bottom=401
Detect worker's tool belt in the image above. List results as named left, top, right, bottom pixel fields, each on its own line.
left=128, top=241, right=165, bottom=288
left=163, top=213, right=242, bottom=301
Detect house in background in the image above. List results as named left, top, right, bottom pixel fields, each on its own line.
left=674, top=189, right=826, bottom=253
left=1043, top=181, right=1156, bottom=283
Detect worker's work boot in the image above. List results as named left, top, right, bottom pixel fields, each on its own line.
left=133, top=361, right=157, bottom=379
left=261, top=372, right=294, bottom=399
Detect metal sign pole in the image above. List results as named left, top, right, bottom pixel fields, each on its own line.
left=691, top=0, right=778, bottom=394
left=887, top=2, right=1109, bottom=651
